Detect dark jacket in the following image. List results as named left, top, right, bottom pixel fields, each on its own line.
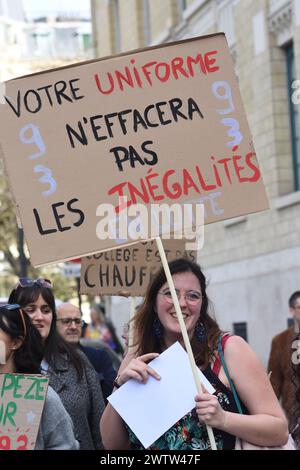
left=267, top=327, right=295, bottom=423
left=80, top=345, right=117, bottom=402
left=48, top=350, right=104, bottom=449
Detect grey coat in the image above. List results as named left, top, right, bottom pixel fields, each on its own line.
left=35, top=385, right=79, bottom=450
left=47, top=350, right=104, bottom=450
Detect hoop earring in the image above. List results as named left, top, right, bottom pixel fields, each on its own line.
left=153, top=317, right=163, bottom=339
left=195, top=321, right=206, bottom=343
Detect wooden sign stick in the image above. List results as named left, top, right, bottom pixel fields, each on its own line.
left=128, top=296, right=136, bottom=352
left=155, top=236, right=217, bottom=450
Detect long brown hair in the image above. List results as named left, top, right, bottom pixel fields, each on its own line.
left=133, top=258, right=223, bottom=368
left=0, top=305, right=44, bottom=373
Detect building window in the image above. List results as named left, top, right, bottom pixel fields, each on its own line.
left=82, top=33, right=92, bottom=51
left=142, top=0, right=151, bottom=46
left=177, top=0, right=187, bottom=20
left=112, top=0, right=121, bottom=53
left=233, top=322, right=248, bottom=342
left=285, top=43, right=300, bottom=191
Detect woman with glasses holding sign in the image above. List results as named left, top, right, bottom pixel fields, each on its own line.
left=100, top=258, right=288, bottom=450
left=8, top=278, right=105, bottom=450
left=0, top=303, right=78, bottom=450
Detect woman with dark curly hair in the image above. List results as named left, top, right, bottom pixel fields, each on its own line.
left=0, top=303, right=78, bottom=449
left=101, top=258, right=288, bottom=450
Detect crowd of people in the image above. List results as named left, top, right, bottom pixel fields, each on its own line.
left=0, top=258, right=299, bottom=450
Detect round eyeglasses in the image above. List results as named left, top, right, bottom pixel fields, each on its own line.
left=158, top=289, right=203, bottom=305
left=57, top=318, right=83, bottom=326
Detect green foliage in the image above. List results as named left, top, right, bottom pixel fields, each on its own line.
left=0, top=167, right=79, bottom=301
left=41, top=270, right=78, bottom=302
left=0, top=168, right=34, bottom=277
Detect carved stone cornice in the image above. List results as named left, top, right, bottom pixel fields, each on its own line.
left=268, top=0, right=292, bottom=45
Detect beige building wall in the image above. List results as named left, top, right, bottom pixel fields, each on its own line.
left=91, top=0, right=300, bottom=365
left=118, top=0, right=141, bottom=50
left=148, top=0, right=178, bottom=40
left=92, top=0, right=115, bottom=56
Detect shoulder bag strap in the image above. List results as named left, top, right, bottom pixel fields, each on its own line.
left=217, top=336, right=243, bottom=415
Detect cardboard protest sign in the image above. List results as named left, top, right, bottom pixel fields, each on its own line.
left=0, top=373, right=49, bottom=450
left=80, top=239, right=197, bottom=296
left=0, top=33, right=268, bottom=267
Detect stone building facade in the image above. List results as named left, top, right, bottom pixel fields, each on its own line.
left=92, top=0, right=300, bottom=365
left=0, top=0, right=92, bottom=82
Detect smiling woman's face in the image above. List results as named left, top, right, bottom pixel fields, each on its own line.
left=22, top=294, right=53, bottom=340
left=155, top=272, right=202, bottom=340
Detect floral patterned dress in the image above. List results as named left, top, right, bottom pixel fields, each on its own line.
left=127, top=366, right=247, bottom=450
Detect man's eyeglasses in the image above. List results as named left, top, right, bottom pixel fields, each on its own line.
left=57, top=318, right=83, bottom=326
left=0, top=303, right=27, bottom=337
left=17, top=278, right=52, bottom=289
left=158, top=289, right=203, bottom=305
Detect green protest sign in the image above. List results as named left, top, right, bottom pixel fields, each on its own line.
left=0, top=373, right=48, bottom=450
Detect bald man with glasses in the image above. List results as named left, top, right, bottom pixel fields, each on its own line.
left=57, top=303, right=117, bottom=402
